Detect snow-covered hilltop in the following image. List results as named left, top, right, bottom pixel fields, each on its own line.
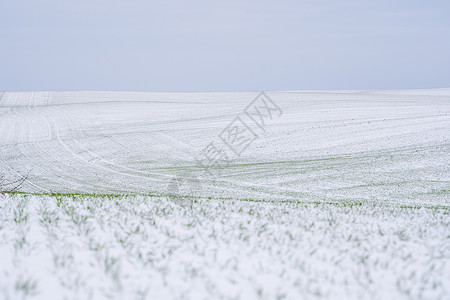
left=1, top=90, right=448, bottom=205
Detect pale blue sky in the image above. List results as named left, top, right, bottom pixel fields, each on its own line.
left=1, top=0, right=449, bottom=91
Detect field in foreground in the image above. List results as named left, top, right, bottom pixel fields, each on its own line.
left=0, top=90, right=449, bottom=299
left=0, top=194, right=449, bottom=299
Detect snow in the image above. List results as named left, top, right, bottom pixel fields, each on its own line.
left=0, top=194, right=449, bottom=299
left=0, top=90, right=449, bottom=299
left=0, top=90, right=449, bottom=204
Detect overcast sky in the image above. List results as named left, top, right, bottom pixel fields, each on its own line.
left=1, top=0, right=449, bottom=92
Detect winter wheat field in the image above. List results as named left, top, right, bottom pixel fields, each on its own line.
left=0, top=90, right=449, bottom=300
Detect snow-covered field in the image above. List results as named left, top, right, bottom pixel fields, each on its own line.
left=0, top=90, right=449, bottom=299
